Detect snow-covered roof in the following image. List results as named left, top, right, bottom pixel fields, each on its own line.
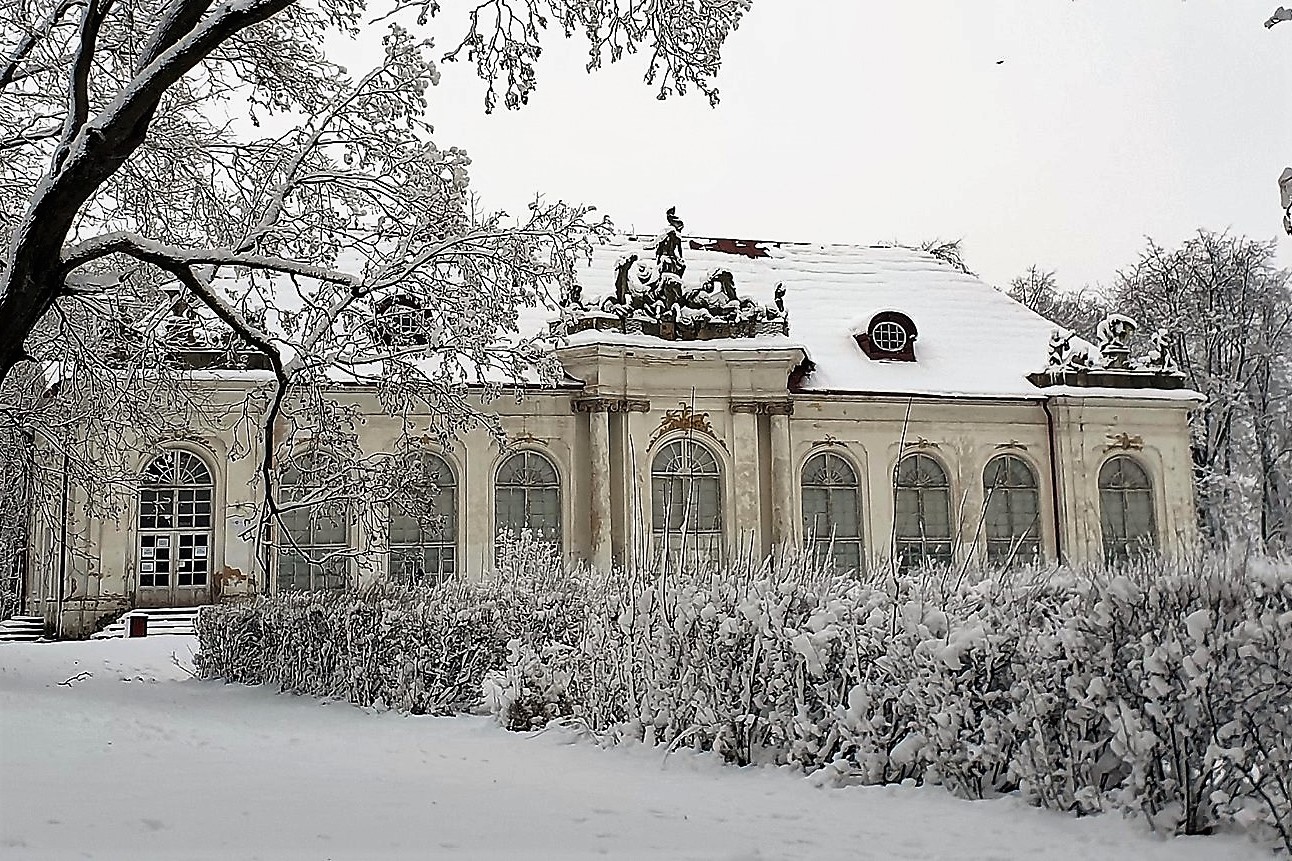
left=558, top=236, right=1200, bottom=402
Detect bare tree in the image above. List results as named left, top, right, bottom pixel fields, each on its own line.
left=911, top=238, right=973, bottom=276
left=0, top=0, right=752, bottom=597
left=1109, top=231, right=1292, bottom=550
left=1006, top=265, right=1109, bottom=339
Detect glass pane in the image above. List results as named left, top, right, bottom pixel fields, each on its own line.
left=802, top=488, right=830, bottom=536
left=1124, top=491, right=1156, bottom=545
left=828, top=488, right=860, bottom=537
left=921, top=489, right=951, bottom=537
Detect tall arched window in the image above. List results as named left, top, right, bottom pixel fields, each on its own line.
left=388, top=452, right=457, bottom=584
left=801, top=451, right=863, bottom=573
left=494, top=450, right=562, bottom=547
left=982, top=455, right=1042, bottom=567
left=277, top=452, right=349, bottom=592
left=137, top=450, right=213, bottom=603
left=1099, top=455, right=1156, bottom=562
left=651, top=438, right=723, bottom=568
left=893, top=453, right=953, bottom=570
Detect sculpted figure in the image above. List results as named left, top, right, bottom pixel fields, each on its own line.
left=1096, top=313, right=1138, bottom=369
left=1047, top=328, right=1072, bottom=370
left=1144, top=327, right=1179, bottom=373
left=654, top=207, right=687, bottom=279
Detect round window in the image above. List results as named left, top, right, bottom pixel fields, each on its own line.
left=871, top=320, right=908, bottom=353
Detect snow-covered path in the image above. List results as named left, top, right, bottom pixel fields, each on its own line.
left=0, top=639, right=1270, bottom=861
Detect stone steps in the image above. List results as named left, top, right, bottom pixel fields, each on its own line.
left=91, top=607, right=202, bottom=639
left=0, top=615, right=48, bottom=643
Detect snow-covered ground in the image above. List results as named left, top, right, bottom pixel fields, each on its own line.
left=0, top=638, right=1271, bottom=861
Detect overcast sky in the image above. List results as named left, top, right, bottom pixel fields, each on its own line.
left=387, top=1, right=1290, bottom=292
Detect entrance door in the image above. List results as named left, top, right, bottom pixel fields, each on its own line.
left=137, top=450, right=214, bottom=607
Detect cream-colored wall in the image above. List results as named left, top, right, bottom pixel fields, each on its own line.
left=31, top=345, right=1200, bottom=637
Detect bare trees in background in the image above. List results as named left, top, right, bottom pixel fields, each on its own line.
left=1006, top=266, right=1108, bottom=339
left=1010, top=232, right=1292, bottom=551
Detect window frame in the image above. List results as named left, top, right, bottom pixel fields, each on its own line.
left=387, top=450, right=459, bottom=585
left=981, top=453, right=1043, bottom=568
left=275, top=451, right=351, bottom=593
left=493, top=448, right=564, bottom=551
left=892, top=452, right=954, bottom=571
left=650, top=435, right=725, bottom=569
left=1098, top=454, right=1157, bottom=563
left=800, top=449, right=865, bottom=574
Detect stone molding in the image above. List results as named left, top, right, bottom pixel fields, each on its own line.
left=572, top=398, right=650, bottom=414
left=730, top=400, right=794, bottom=416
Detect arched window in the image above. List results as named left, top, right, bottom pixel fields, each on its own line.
left=388, top=452, right=457, bottom=584
left=801, top=451, right=863, bottom=573
left=893, top=453, right=953, bottom=570
left=494, top=450, right=562, bottom=547
left=277, top=452, right=349, bottom=592
left=982, top=455, right=1042, bottom=567
left=137, top=450, right=213, bottom=601
left=1099, top=456, right=1156, bottom=562
left=651, top=438, right=723, bottom=568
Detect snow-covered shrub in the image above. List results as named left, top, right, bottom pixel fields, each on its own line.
left=196, top=554, right=594, bottom=714
left=199, top=545, right=1291, bottom=852
left=489, top=551, right=1290, bottom=851
left=1007, top=554, right=1292, bottom=850
left=492, top=555, right=1025, bottom=798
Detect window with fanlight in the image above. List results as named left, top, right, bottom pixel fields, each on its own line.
left=982, top=455, right=1042, bottom=567
left=277, top=452, right=350, bottom=592
left=494, top=450, right=562, bottom=549
left=1099, top=455, right=1156, bottom=563
left=388, top=451, right=457, bottom=584
left=801, top=451, right=863, bottom=573
left=651, top=438, right=724, bottom=569
left=893, top=453, right=953, bottom=570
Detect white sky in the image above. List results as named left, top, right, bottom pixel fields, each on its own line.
left=369, top=1, right=1291, bottom=291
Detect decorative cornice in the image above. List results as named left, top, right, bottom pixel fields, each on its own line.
left=730, top=399, right=794, bottom=416
left=572, top=397, right=650, bottom=414
left=1027, top=368, right=1185, bottom=390
left=1105, top=432, right=1144, bottom=452
left=650, top=402, right=723, bottom=448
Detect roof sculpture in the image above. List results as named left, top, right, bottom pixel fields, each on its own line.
left=1027, top=314, right=1185, bottom=391
left=556, top=208, right=789, bottom=341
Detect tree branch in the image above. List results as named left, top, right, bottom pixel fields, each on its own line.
left=55, top=0, right=117, bottom=170
left=60, top=232, right=362, bottom=290
left=0, top=0, right=86, bottom=91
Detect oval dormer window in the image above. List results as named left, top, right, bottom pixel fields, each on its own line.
left=856, top=311, right=918, bottom=362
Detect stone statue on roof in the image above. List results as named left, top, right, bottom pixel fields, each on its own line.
left=559, top=206, right=790, bottom=341
left=655, top=207, right=687, bottom=279
left=1096, top=313, right=1138, bottom=370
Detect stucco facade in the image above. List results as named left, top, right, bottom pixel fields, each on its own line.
left=20, top=236, right=1202, bottom=637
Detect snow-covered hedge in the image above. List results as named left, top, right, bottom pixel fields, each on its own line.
left=485, top=553, right=1292, bottom=852
left=195, top=541, right=590, bottom=714
left=196, top=551, right=1292, bottom=852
